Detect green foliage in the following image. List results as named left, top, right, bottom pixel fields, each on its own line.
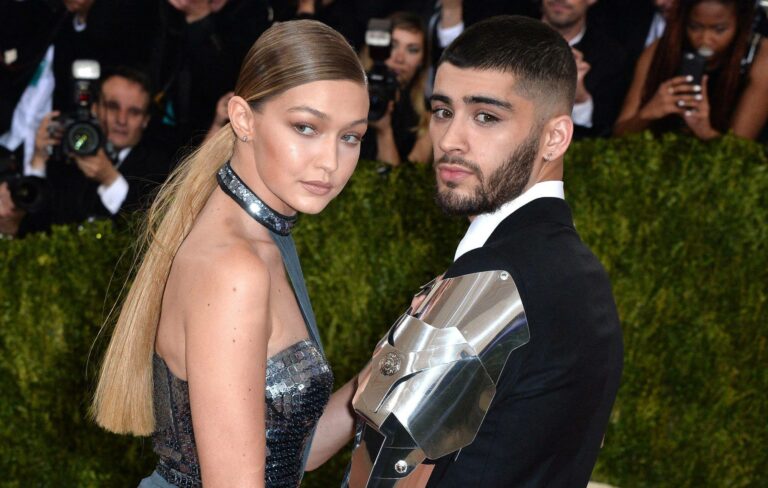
left=0, top=135, right=765, bottom=487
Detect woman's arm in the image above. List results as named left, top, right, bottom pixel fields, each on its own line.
left=304, top=372, right=363, bottom=470
left=407, top=131, right=433, bottom=165
left=731, top=38, right=768, bottom=140
left=614, top=42, right=696, bottom=136
left=186, top=248, right=272, bottom=488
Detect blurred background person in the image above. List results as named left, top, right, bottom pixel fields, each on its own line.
left=0, top=67, right=170, bottom=237
left=614, top=0, right=768, bottom=140
left=361, top=11, right=433, bottom=165
left=146, top=0, right=271, bottom=153
left=541, top=0, right=630, bottom=138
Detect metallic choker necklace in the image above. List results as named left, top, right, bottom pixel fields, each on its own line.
left=216, top=161, right=297, bottom=236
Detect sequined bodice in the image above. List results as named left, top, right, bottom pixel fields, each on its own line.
left=151, top=339, right=333, bottom=488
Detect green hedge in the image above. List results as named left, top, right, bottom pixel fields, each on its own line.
left=0, top=133, right=765, bottom=487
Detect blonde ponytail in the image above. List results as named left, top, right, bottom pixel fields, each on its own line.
left=92, top=126, right=235, bottom=434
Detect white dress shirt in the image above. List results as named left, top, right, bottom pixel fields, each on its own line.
left=568, top=27, right=594, bottom=128
left=454, top=181, right=565, bottom=261
left=97, top=147, right=131, bottom=215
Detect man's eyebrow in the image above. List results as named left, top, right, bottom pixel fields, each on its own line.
left=429, top=93, right=452, bottom=106
left=464, top=95, right=514, bottom=111
left=287, top=105, right=328, bottom=119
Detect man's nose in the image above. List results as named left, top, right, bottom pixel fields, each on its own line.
left=115, top=110, right=128, bottom=125
left=436, top=117, right=469, bottom=155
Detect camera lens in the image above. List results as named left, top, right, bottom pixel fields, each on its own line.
left=66, top=122, right=100, bottom=156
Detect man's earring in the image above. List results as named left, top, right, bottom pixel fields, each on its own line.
left=241, top=135, right=248, bottom=142
left=544, top=152, right=553, bottom=161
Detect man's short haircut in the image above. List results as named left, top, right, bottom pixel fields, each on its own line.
left=438, top=15, right=577, bottom=117
left=97, top=66, right=153, bottom=110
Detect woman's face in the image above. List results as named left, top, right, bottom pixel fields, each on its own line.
left=385, top=27, right=425, bottom=87
left=686, top=1, right=738, bottom=61
left=247, top=80, right=369, bottom=215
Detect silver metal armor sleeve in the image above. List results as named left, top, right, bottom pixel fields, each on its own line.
left=344, top=270, right=530, bottom=488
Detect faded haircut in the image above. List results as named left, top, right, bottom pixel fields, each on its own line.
left=438, top=15, right=577, bottom=118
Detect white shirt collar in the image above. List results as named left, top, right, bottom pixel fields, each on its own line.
left=568, top=26, right=587, bottom=46
left=453, top=181, right=565, bottom=261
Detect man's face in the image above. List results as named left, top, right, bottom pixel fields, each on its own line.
left=94, top=76, right=150, bottom=150
left=429, top=63, right=543, bottom=217
left=541, top=0, right=596, bottom=29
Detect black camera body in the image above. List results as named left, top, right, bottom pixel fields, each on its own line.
left=0, top=146, right=48, bottom=214
left=50, top=60, right=105, bottom=161
left=365, top=18, right=399, bottom=121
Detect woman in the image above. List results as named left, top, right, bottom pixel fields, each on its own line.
left=92, top=20, right=369, bottom=487
left=362, top=11, right=433, bottom=166
left=614, top=0, right=768, bottom=140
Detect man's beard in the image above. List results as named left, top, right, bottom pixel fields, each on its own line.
left=434, top=128, right=540, bottom=217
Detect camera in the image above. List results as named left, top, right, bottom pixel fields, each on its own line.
left=0, top=146, right=48, bottom=214
left=365, top=18, right=399, bottom=121
left=50, top=60, right=106, bottom=161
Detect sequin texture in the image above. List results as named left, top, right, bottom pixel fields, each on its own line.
left=216, top=162, right=297, bottom=235
left=151, top=340, right=333, bottom=487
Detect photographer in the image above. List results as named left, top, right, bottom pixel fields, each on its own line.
left=361, top=12, right=433, bottom=166
left=614, top=0, right=768, bottom=140
left=0, top=67, right=170, bottom=237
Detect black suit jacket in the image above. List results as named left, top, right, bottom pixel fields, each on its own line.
left=19, top=140, right=170, bottom=235
left=572, top=26, right=630, bottom=139
left=426, top=198, right=623, bottom=488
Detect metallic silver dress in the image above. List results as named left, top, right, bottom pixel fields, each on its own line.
left=150, top=339, right=333, bottom=488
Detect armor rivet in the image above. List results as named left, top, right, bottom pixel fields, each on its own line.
left=394, top=460, right=408, bottom=474
left=379, top=352, right=402, bottom=376
left=500, top=271, right=510, bottom=280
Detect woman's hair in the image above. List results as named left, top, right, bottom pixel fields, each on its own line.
left=360, top=11, right=431, bottom=134
left=642, top=0, right=755, bottom=132
left=92, top=20, right=366, bottom=436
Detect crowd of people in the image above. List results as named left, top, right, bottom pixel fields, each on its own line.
left=1, top=0, right=767, bottom=237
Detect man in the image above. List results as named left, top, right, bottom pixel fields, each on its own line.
left=0, top=67, right=170, bottom=236
left=345, top=16, right=623, bottom=487
left=540, top=0, right=629, bottom=138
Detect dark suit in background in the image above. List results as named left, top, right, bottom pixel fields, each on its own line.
left=426, top=198, right=623, bottom=487
left=19, top=140, right=170, bottom=236
left=573, top=26, right=630, bottom=138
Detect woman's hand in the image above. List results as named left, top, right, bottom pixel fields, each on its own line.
left=682, top=75, right=720, bottom=140
left=639, top=75, right=701, bottom=121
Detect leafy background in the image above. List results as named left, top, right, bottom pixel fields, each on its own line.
left=0, top=133, right=765, bottom=487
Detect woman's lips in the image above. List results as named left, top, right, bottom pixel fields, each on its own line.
left=301, top=181, right=332, bottom=195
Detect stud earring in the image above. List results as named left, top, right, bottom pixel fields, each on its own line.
left=241, top=135, right=248, bottom=142
left=544, top=152, right=553, bottom=161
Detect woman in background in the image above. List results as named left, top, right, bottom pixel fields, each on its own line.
left=362, top=11, right=433, bottom=165
left=614, top=0, right=768, bottom=140
left=92, top=20, right=369, bottom=488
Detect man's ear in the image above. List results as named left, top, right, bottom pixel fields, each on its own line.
left=540, top=114, right=573, bottom=162
left=228, top=96, right=256, bottom=141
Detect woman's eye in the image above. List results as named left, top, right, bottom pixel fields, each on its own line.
left=475, top=113, right=499, bottom=124
left=294, top=124, right=317, bottom=136
left=342, top=133, right=362, bottom=145
left=431, top=107, right=452, bottom=119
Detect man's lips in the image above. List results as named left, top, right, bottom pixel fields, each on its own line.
left=437, top=164, right=474, bottom=184
left=301, top=180, right=332, bottom=195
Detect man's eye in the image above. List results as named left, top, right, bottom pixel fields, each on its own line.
left=431, top=108, right=452, bottom=119
left=294, top=124, right=317, bottom=136
left=475, top=113, right=499, bottom=124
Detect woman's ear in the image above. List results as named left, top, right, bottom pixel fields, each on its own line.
left=540, top=114, right=573, bottom=162
left=228, top=96, right=256, bottom=142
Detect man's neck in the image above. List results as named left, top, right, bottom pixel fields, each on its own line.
left=544, top=17, right=587, bottom=44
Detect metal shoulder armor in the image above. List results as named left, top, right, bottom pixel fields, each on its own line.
left=345, top=270, right=530, bottom=488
